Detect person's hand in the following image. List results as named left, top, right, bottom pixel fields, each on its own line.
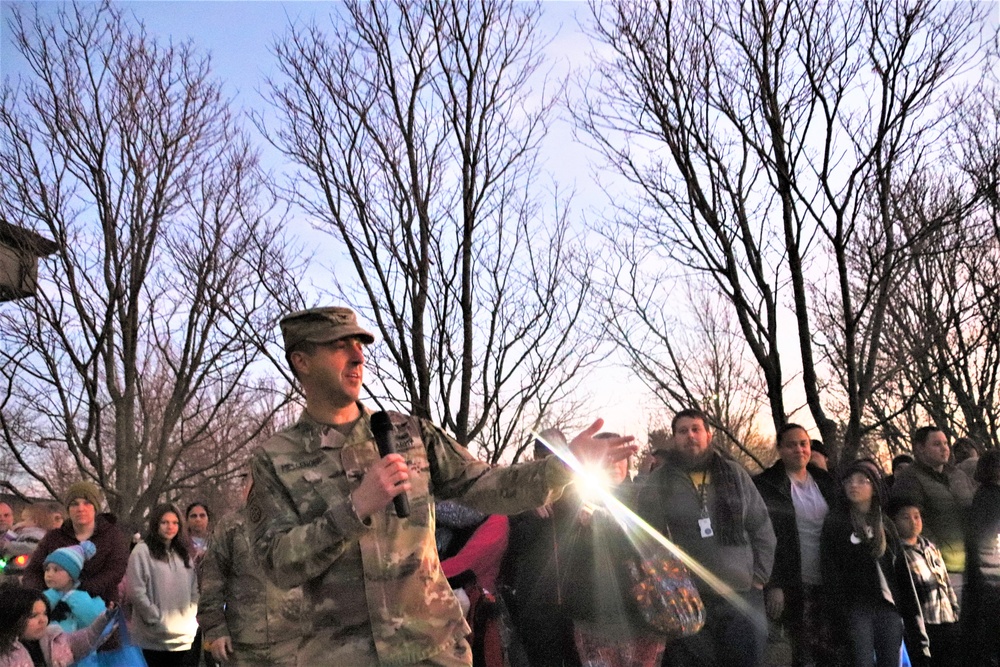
left=93, top=603, right=118, bottom=637
left=351, top=453, right=411, bottom=520
left=637, top=452, right=657, bottom=475
left=209, top=636, right=233, bottom=662
left=534, top=504, right=553, bottom=519
left=567, top=419, right=637, bottom=466
left=765, top=587, right=784, bottom=620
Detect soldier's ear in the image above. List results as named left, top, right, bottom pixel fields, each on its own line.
left=289, top=349, right=311, bottom=377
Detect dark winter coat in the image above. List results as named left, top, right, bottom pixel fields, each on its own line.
left=22, top=513, right=129, bottom=604
left=890, top=461, right=974, bottom=572
left=503, top=492, right=584, bottom=612
left=966, top=483, right=1000, bottom=594
left=753, top=462, right=836, bottom=592
left=820, top=507, right=930, bottom=660
left=963, top=483, right=1000, bottom=666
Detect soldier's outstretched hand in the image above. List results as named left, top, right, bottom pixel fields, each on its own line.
left=567, top=419, right=637, bottom=466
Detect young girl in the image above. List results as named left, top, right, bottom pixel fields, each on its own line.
left=0, top=584, right=113, bottom=667
left=821, top=460, right=930, bottom=667
left=126, top=503, right=199, bottom=667
left=42, top=542, right=106, bottom=632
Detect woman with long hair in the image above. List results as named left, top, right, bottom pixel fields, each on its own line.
left=126, top=503, right=199, bottom=667
left=821, top=460, right=929, bottom=667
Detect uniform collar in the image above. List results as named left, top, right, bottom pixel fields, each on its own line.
left=296, top=404, right=373, bottom=452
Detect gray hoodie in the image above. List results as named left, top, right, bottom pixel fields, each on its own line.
left=126, top=542, right=199, bottom=652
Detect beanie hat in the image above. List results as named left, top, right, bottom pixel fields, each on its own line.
left=64, top=482, right=104, bottom=510
left=886, top=495, right=923, bottom=518
left=841, top=458, right=886, bottom=507
left=44, top=540, right=96, bottom=581
left=842, top=458, right=884, bottom=483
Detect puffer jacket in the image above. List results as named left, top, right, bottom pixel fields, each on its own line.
left=0, top=610, right=111, bottom=667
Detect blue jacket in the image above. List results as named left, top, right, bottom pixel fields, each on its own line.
left=43, top=587, right=106, bottom=632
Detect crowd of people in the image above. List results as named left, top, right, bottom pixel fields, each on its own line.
left=1, top=305, right=999, bottom=667
left=0, top=484, right=297, bottom=667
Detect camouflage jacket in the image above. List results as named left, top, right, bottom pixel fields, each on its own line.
left=247, top=407, right=571, bottom=666
left=197, top=510, right=302, bottom=646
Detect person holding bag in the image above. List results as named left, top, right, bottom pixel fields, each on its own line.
left=568, top=434, right=674, bottom=667
left=636, top=409, right=774, bottom=667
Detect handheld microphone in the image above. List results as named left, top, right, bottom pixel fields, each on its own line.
left=370, top=411, right=410, bottom=518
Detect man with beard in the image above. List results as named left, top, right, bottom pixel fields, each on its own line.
left=637, top=409, right=775, bottom=667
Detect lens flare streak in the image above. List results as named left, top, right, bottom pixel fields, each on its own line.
left=535, top=431, right=755, bottom=618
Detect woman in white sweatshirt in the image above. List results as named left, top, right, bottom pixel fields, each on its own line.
left=126, top=503, right=199, bottom=667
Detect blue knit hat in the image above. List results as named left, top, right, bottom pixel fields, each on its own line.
left=44, top=540, right=96, bottom=581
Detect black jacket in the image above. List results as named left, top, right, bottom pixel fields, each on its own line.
left=753, top=462, right=836, bottom=591
left=821, top=507, right=930, bottom=660
left=964, top=484, right=1000, bottom=612
left=503, top=492, right=584, bottom=612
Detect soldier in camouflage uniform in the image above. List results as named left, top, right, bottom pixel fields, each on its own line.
left=197, top=478, right=302, bottom=666
left=247, top=306, right=636, bottom=667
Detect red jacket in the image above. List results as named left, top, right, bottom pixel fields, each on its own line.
left=441, top=514, right=509, bottom=593
left=22, top=513, right=129, bottom=604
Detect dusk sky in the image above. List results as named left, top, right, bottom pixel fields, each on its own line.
left=0, top=1, right=661, bottom=445
left=7, top=2, right=997, bottom=457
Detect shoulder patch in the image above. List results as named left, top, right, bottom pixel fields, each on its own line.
left=247, top=496, right=264, bottom=525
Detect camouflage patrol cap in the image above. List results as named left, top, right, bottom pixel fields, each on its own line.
left=280, top=307, right=375, bottom=350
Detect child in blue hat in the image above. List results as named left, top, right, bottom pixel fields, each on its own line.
left=42, top=541, right=107, bottom=632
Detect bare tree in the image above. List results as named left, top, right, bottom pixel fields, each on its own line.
left=953, top=78, right=1000, bottom=234
left=871, top=129, right=1000, bottom=451
left=876, top=232, right=1000, bottom=449
left=0, top=1, right=305, bottom=522
left=600, top=267, right=772, bottom=467
left=264, top=0, right=597, bottom=462
left=578, top=0, right=996, bottom=461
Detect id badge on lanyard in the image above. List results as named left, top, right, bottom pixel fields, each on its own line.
left=697, top=478, right=714, bottom=538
